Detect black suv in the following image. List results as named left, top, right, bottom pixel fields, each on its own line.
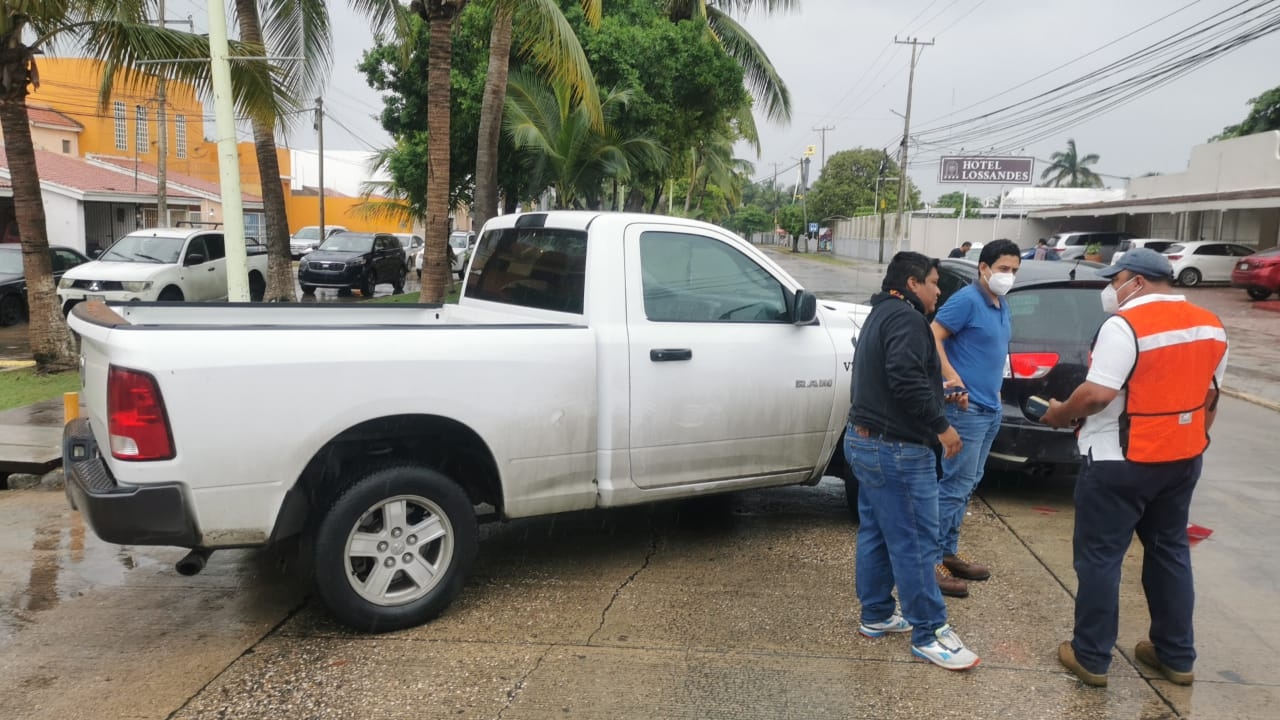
left=298, top=232, right=407, bottom=296
left=936, top=258, right=1110, bottom=474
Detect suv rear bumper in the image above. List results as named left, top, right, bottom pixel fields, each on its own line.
left=62, top=418, right=200, bottom=547
left=988, top=413, right=1082, bottom=470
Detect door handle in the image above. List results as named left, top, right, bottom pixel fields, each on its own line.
left=207, top=266, right=215, bottom=272
left=650, top=348, right=692, bottom=362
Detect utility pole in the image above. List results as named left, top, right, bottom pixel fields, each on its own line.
left=155, top=0, right=167, bottom=226
left=812, top=125, right=834, bottom=173
left=892, top=37, right=933, bottom=255
left=314, top=97, right=325, bottom=240
left=206, top=0, right=249, bottom=301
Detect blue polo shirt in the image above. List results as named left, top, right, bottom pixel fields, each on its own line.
left=934, top=283, right=1012, bottom=412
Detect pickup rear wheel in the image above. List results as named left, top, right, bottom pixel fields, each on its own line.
left=248, top=273, right=266, bottom=302
left=313, top=465, right=478, bottom=632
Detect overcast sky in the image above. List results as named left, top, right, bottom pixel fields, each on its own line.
left=169, top=0, right=1280, bottom=203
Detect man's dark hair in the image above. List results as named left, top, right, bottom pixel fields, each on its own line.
left=882, top=251, right=939, bottom=291
left=1037, top=238, right=1047, bottom=245
left=959, top=241, right=972, bottom=249
left=979, top=239, right=1022, bottom=267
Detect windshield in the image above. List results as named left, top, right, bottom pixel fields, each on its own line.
left=0, top=247, right=21, bottom=275
left=293, top=227, right=321, bottom=241
left=449, top=235, right=470, bottom=250
left=319, top=235, right=373, bottom=253
left=1008, top=287, right=1109, bottom=343
left=100, top=235, right=185, bottom=263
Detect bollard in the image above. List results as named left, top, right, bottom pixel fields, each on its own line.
left=64, top=391, right=79, bottom=424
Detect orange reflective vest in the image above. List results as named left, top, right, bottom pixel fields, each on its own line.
left=1114, top=300, right=1227, bottom=464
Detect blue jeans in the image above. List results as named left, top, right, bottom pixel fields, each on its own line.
left=845, top=425, right=948, bottom=647
left=1071, top=454, right=1201, bottom=674
left=938, top=404, right=1002, bottom=556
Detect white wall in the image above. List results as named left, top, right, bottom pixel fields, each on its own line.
left=43, top=193, right=86, bottom=252
left=823, top=215, right=1057, bottom=261
left=1127, top=131, right=1280, bottom=198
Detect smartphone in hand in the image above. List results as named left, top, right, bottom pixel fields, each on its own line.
left=1026, top=395, right=1051, bottom=422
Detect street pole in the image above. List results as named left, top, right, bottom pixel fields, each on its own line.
left=812, top=125, right=834, bottom=173
left=892, top=37, right=933, bottom=255
left=206, top=0, right=249, bottom=301
left=955, top=186, right=967, bottom=249
left=315, top=97, right=326, bottom=240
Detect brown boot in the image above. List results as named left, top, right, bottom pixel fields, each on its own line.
left=943, top=553, right=991, bottom=581
left=1058, top=641, right=1108, bottom=687
left=1135, top=640, right=1194, bottom=685
left=935, top=563, right=969, bottom=598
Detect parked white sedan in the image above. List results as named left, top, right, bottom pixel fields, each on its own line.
left=1164, top=241, right=1255, bottom=286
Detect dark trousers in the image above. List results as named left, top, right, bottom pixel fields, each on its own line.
left=1071, top=454, right=1202, bottom=674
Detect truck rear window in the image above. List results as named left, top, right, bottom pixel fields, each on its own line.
left=465, top=228, right=587, bottom=314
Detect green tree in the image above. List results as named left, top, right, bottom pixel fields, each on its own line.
left=1, top=1, right=284, bottom=371
left=504, top=68, right=666, bottom=209
left=472, top=0, right=602, bottom=231
left=1213, top=85, right=1280, bottom=140
left=723, top=203, right=772, bottom=236
left=663, top=0, right=796, bottom=123
left=935, top=191, right=980, bottom=218
left=1040, top=138, right=1104, bottom=188
left=808, top=148, right=918, bottom=223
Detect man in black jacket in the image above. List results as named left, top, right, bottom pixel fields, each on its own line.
left=845, top=251, right=979, bottom=672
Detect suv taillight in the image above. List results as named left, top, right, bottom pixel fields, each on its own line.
left=108, top=366, right=175, bottom=460
left=1005, top=352, right=1060, bottom=379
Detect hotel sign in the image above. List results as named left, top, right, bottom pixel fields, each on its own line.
left=939, top=156, right=1035, bottom=184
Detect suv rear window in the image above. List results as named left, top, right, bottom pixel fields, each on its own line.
left=465, top=228, right=587, bottom=314
left=1008, top=287, right=1108, bottom=344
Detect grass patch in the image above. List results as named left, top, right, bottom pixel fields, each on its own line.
left=366, top=287, right=460, bottom=304
left=0, top=368, right=80, bottom=412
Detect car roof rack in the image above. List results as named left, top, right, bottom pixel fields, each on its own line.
left=176, top=221, right=224, bottom=229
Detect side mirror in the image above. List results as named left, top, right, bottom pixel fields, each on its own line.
left=185, top=253, right=206, bottom=266
left=793, top=289, right=818, bottom=325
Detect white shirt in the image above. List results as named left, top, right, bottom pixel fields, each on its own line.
left=1077, top=293, right=1228, bottom=461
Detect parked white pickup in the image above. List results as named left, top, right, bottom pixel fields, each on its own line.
left=62, top=211, right=869, bottom=632
left=57, top=227, right=269, bottom=313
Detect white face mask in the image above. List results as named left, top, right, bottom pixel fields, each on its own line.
left=986, top=271, right=1015, bottom=296
left=1101, top=276, right=1138, bottom=313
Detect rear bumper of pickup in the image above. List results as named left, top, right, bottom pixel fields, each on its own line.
left=62, top=418, right=200, bottom=547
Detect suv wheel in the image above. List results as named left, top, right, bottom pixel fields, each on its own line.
left=392, top=265, right=406, bottom=294
left=1177, top=268, right=1202, bottom=287
left=361, top=269, right=377, bottom=297
left=312, top=465, right=478, bottom=632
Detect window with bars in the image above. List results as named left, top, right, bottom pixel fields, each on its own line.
left=113, top=101, right=127, bottom=150
left=135, top=105, right=149, bottom=154
left=175, top=115, right=187, bottom=158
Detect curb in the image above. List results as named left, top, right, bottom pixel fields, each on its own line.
left=1220, top=386, right=1280, bottom=413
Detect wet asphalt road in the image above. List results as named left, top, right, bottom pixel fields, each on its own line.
left=1, top=249, right=1278, bottom=719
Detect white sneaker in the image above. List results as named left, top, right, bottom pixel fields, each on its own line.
left=911, top=624, right=981, bottom=671
left=859, top=612, right=913, bottom=638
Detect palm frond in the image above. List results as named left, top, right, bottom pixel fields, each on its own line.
left=509, top=0, right=603, bottom=128
left=705, top=7, right=790, bottom=123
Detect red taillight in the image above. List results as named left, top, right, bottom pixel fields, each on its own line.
left=1166, top=254, right=1182, bottom=261
left=108, top=366, right=175, bottom=460
left=1006, top=352, right=1060, bottom=379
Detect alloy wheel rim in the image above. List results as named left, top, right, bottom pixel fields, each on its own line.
left=343, top=494, right=454, bottom=606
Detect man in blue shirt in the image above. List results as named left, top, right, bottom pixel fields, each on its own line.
left=930, top=239, right=1021, bottom=597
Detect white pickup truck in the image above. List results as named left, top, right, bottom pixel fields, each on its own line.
left=57, top=227, right=269, bottom=313
left=62, top=212, right=868, bottom=632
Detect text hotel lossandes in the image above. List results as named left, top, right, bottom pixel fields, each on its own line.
left=939, top=156, right=1035, bottom=184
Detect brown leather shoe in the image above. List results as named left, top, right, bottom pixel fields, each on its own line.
left=935, top=563, right=969, bottom=598
left=943, top=553, right=991, bottom=581
left=1058, top=641, right=1108, bottom=687
left=1135, top=640, right=1194, bottom=685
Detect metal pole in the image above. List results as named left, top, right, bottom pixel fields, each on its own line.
left=206, top=0, right=249, bottom=301
left=156, top=0, right=168, bottom=226
left=892, top=37, right=933, bottom=255
left=955, top=187, right=967, bottom=248
left=315, top=97, right=325, bottom=240
left=992, top=186, right=1005, bottom=241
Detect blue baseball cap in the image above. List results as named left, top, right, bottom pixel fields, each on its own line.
left=1097, top=247, right=1173, bottom=280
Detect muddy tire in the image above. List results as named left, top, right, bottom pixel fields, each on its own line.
left=392, top=265, right=406, bottom=294
left=312, top=465, right=478, bottom=633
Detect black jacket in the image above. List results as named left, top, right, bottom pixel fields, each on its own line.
left=848, top=289, right=950, bottom=446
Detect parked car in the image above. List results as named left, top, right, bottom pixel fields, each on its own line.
left=1163, top=241, right=1255, bottom=287
left=62, top=210, right=870, bottom=632
left=412, top=231, right=476, bottom=280
left=936, top=258, right=1111, bottom=473
left=1049, top=231, right=1134, bottom=263
left=290, top=225, right=348, bottom=259
left=1230, top=246, right=1280, bottom=300
left=57, top=229, right=268, bottom=314
left=394, top=233, right=424, bottom=267
left=1111, top=238, right=1175, bottom=266
left=1020, top=246, right=1061, bottom=261
left=0, top=245, right=90, bottom=326
left=297, top=231, right=407, bottom=296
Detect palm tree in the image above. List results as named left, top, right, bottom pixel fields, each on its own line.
left=504, top=69, right=666, bottom=209
left=408, top=0, right=469, bottom=303
left=233, top=0, right=403, bottom=302
left=0, top=1, right=284, bottom=371
left=472, top=0, right=602, bottom=232
left=664, top=0, right=796, bottom=124
left=1040, top=139, right=1104, bottom=188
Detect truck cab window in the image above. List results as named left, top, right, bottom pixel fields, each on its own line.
left=466, top=228, right=588, bottom=314
left=639, top=231, right=788, bottom=323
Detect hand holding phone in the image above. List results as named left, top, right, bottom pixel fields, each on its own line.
left=1026, top=395, right=1051, bottom=422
